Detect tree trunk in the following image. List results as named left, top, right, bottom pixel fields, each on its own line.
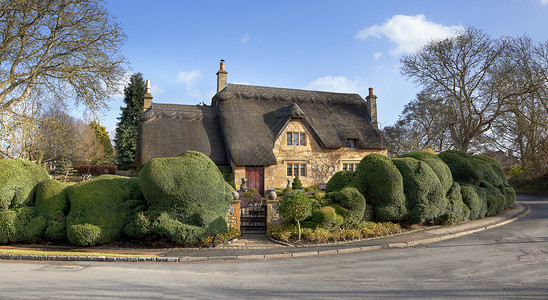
left=297, top=220, right=302, bottom=241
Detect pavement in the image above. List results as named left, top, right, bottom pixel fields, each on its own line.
left=0, top=202, right=530, bottom=263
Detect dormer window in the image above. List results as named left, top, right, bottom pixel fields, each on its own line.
left=345, top=139, right=357, bottom=148
left=287, top=132, right=306, bottom=146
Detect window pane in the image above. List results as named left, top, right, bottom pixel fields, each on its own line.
left=349, top=164, right=354, bottom=172
left=300, top=164, right=306, bottom=177
left=287, top=164, right=292, bottom=176
left=300, top=133, right=306, bottom=146
left=294, top=164, right=299, bottom=177
left=287, top=133, right=292, bottom=145
left=293, top=133, right=299, bottom=146
left=342, top=164, right=347, bottom=171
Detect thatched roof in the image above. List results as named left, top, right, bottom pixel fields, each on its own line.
left=213, top=84, right=384, bottom=166
left=137, top=103, right=228, bottom=165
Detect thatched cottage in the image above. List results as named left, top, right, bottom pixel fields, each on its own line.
left=137, top=61, right=385, bottom=194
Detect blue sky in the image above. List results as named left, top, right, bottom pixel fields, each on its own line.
left=97, top=0, right=548, bottom=136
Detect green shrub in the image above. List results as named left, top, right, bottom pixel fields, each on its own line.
left=292, top=176, right=303, bottom=190
left=304, top=187, right=315, bottom=193
left=477, top=180, right=505, bottom=216
left=438, top=150, right=483, bottom=184
left=392, top=157, right=447, bottom=224
left=438, top=182, right=470, bottom=224
left=351, top=154, right=407, bottom=221
left=0, top=159, right=49, bottom=210
left=153, top=212, right=207, bottom=245
left=35, top=179, right=71, bottom=217
left=279, top=191, right=313, bottom=240
left=35, top=179, right=72, bottom=242
left=67, top=224, right=102, bottom=246
left=473, top=155, right=508, bottom=186
left=0, top=210, right=16, bottom=243
left=123, top=210, right=158, bottom=238
left=276, top=188, right=284, bottom=196
left=400, top=151, right=453, bottom=194
left=325, top=170, right=354, bottom=193
left=248, top=188, right=258, bottom=194
left=242, top=192, right=255, bottom=199
left=139, top=151, right=230, bottom=226
left=502, top=186, right=516, bottom=208
left=331, top=187, right=366, bottom=225
left=13, top=207, right=46, bottom=243
left=217, top=165, right=235, bottom=189
left=283, top=187, right=293, bottom=195
left=65, top=175, right=144, bottom=246
left=310, top=206, right=343, bottom=230
left=460, top=185, right=487, bottom=220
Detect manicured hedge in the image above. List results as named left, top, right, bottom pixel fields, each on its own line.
left=0, top=207, right=47, bottom=244
left=138, top=151, right=232, bottom=244
left=330, top=187, right=366, bottom=225
left=66, top=175, right=144, bottom=246
left=0, top=159, right=49, bottom=210
left=439, top=182, right=470, bottom=224
left=351, top=154, right=407, bottom=221
left=310, top=206, right=343, bottom=230
left=35, top=180, right=73, bottom=242
left=392, top=157, right=448, bottom=224
left=400, top=151, right=453, bottom=194
left=325, top=171, right=354, bottom=193
left=439, top=150, right=515, bottom=218
left=217, top=165, right=235, bottom=189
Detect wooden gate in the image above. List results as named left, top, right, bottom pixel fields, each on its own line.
left=245, top=166, right=264, bottom=195
left=240, top=202, right=267, bottom=233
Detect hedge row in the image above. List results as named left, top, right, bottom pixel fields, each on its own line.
left=324, top=151, right=515, bottom=225
left=0, top=151, right=234, bottom=246
left=73, top=165, right=118, bottom=176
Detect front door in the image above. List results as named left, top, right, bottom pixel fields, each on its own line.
left=245, top=166, right=264, bottom=195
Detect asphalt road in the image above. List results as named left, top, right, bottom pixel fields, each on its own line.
left=0, top=194, right=546, bottom=299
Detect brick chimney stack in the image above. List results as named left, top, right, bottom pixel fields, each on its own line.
left=366, top=87, right=378, bottom=127
left=143, top=79, right=153, bottom=112
left=216, top=59, right=228, bottom=94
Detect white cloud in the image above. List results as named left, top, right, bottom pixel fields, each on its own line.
left=176, top=70, right=202, bottom=97
left=240, top=33, right=251, bottom=45
left=373, top=52, right=383, bottom=60
left=540, top=0, right=548, bottom=5
left=150, top=84, right=163, bottom=95
left=355, top=14, right=463, bottom=55
left=305, top=76, right=359, bottom=93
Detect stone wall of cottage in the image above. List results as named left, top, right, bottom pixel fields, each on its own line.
left=232, top=119, right=385, bottom=192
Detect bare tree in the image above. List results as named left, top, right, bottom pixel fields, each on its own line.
left=0, top=0, right=127, bottom=114
left=383, top=92, right=453, bottom=157
left=401, top=27, right=542, bottom=152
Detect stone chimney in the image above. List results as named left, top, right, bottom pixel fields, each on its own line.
left=216, top=59, right=228, bottom=94
left=143, top=79, right=153, bottom=112
left=366, top=87, right=378, bottom=127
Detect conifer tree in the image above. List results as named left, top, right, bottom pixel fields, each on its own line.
left=114, top=73, right=146, bottom=170
left=89, top=121, right=113, bottom=163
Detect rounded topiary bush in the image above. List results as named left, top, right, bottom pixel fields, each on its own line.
left=67, top=223, right=102, bottom=246
left=400, top=151, right=453, bottom=194
left=283, top=187, right=293, bottom=195
left=438, top=182, right=470, bottom=224
left=0, top=210, right=16, bottom=243
left=460, top=185, right=486, bottom=220
left=292, top=176, right=303, bottom=190
left=438, top=150, right=482, bottom=185
left=350, top=153, right=407, bottom=221
left=35, top=180, right=73, bottom=242
left=473, top=155, right=508, bottom=186
left=138, top=151, right=232, bottom=244
left=477, top=180, right=505, bottom=216
left=310, top=206, right=343, bottom=230
left=0, top=159, right=49, bottom=210
left=392, top=157, right=448, bottom=224
left=13, top=207, right=46, bottom=243
left=331, top=187, right=366, bottom=225
left=66, top=175, right=144, bottom=246
left=325, top=170, right=354, bottom=193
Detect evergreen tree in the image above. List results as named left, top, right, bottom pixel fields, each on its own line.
left=89, top=121, right=113, bottom=163
left=114, top=73, right=146, bottom=170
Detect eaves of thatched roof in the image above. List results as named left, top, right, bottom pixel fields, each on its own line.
left=137, top=103, right=228, bottom=165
